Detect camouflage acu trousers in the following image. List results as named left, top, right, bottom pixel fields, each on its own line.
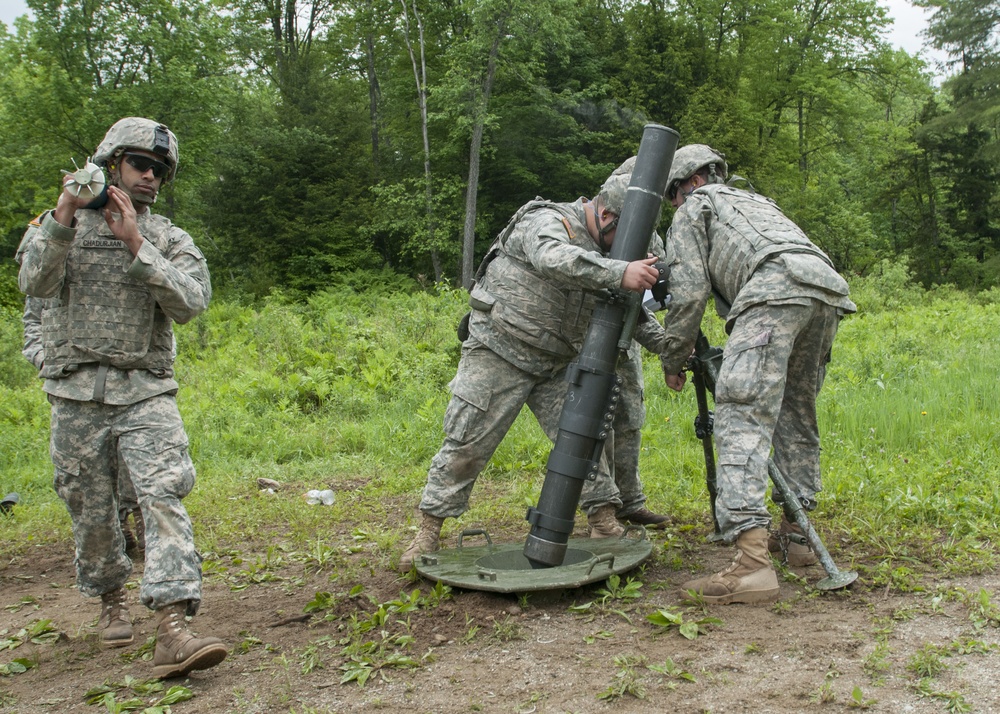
left=49, top=394, right=203, bottom=613
left=610, top=343, right=648, bottom=516
left=714, top=299, right=839, bottom=542
left=420, top=339, right=621, bottom=519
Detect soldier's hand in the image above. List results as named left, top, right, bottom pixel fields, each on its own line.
left=104, top=186, right=144, bottom=255
left=53, top=174, right=97, bottom=228
left=621, top=256, right=659, bottom=293
left=665, top=372, right=687, bottom=392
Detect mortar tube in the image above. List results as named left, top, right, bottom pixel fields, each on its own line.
left=524, top=124, right=678, bottom=568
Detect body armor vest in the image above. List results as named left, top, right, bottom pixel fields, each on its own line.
left=696, top=184, right=832, bottom=307
left=470, top=200, right=599, bottom=358
left=41, top=210, right=175, bottom=376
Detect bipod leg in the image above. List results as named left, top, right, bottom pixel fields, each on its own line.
left=691, top=369, right=723, bottom=542
left=766, top=461, right=857, bottom=591
left=690, top=332, right=726, bottom=543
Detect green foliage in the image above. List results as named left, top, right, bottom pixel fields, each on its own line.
left=645, top=607, right=722, bottom=640
left=0, top=0, right=994, bottom=290
left=3, top=272, right=1000, bottom=588
left=83, top=677, right=193, bottom=713
left=201, top=117, right=380, bottom=295
left=488, top=615, right=526, bottom=644
left=0, top=657, right=35, bottom=676
left=906, top=643, right=948, bottom=678
left=848, top=685, right=877, bottom=709
left=597, top=654, right=647, bottom=702
left=913, top=678, right=971, bottom=713
left=0, top=305, right=38, bottom=389
left=940, top=586, right=1000, bottom=630
left=568, top=575, right=644, bottom=623
left=0, top=619, right=59, bottom=651
left=285, top=585, right=449, bottom=687
left=365, top=176, right=467, bottom=274
left=862, top=641, right=891, bottom=684
left=0, top=265, right=22, bottom=313
left=647, top=658, right=696, bottom=684
left=595, top=574, right=644, bottom=603
left=848, top=259, right=925, bottom=313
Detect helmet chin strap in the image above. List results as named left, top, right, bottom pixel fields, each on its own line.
left=594, top=203, right=618, bottom=253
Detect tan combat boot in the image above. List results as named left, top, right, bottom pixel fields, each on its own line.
left=587, top=504, right=624, bottom=538
left=399, top=512, right=445, bottom=573
left=768, top=517, right=818, bottom=567
left=152, top=603, right=227, bottom=679
left=679, top=527, right=779, bottom=604
left=98, top=588, right=134, bottom=648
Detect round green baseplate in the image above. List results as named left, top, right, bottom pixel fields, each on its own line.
left=415, top=527, right=652, bottom=593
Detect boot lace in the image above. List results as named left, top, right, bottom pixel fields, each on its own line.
left=102, top=590, right=126, bottom=614
left=162, top=609, right=185, bottom=635
left=99, top=590, right=130, bottom=630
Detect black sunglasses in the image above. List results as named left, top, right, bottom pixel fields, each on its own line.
left=123, top=152, right=171, bottom=179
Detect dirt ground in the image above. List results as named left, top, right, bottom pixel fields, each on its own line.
left=2, top=522, right=999, bottom=714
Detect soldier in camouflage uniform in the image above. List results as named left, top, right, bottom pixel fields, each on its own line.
left=399, top=161, right=667, bottom=572
left=659, top=145, right=856, bottom=604
left=602, top=157, right=672, bottom=531
left=15, top=117, right=226, bottom=678
left=23, top=296, right=146, bottom=556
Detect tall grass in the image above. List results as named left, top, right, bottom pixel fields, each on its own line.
left=2, top=272, right=998, bottom=579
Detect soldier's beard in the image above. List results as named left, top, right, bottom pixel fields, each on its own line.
left=128, top=189, right=157, bottom=206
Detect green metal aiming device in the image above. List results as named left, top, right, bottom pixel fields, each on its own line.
left=687, top=331, right=858, bottom=591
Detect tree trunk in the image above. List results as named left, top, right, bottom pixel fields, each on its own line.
left=462, top=121, right=485, bottom=288
left=365, top=29, right=381, bottom=171
left=461, top=14, right=506, bottom=288
left=401, top=0, right=442, bottom=281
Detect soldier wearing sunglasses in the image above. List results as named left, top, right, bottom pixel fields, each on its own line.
left=15, top=117, right=225, bottom=679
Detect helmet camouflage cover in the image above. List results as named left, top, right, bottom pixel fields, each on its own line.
left=667, top=144, right=727, bottom=196
left=92, top=117, right=179, bottom=182
left=597, top=156, right=636, bottom=214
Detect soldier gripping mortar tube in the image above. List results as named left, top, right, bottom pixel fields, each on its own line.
left=523, top=124, right=678, bottom=568
left=658, top=144, right=857, bottom=604
left=398, top=127, right=675, bottom=574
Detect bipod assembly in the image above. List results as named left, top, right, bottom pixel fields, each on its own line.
left=766, top=463, right=858, bottom=590
left=688, top=335, right=724, bottom=541
left=685, top=332, right=858, bottom=591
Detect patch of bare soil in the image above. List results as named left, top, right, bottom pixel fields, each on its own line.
left=2, top=530, right=999, bottom=714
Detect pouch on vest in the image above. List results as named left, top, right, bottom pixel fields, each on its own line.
left=782, top=252, right=850, bottom=296
left=457, top=311, right=471, bottom=342
left=468, top=281, right=496, bottom=312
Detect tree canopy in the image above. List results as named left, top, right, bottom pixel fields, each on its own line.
left=1, top=0, right=996, bottom=299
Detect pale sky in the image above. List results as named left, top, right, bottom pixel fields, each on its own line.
left=883, top=0, right=949, bottom=71
left=0, top=0, right=28, bottom=29
left=0, top=0, right=945, bottom=68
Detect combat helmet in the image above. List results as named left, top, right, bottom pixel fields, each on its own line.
left=597, top=156, right=635, bottom=214
left=666, top=144, right=726, bottom=199
left=93, top=117, right=179, bottom=182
